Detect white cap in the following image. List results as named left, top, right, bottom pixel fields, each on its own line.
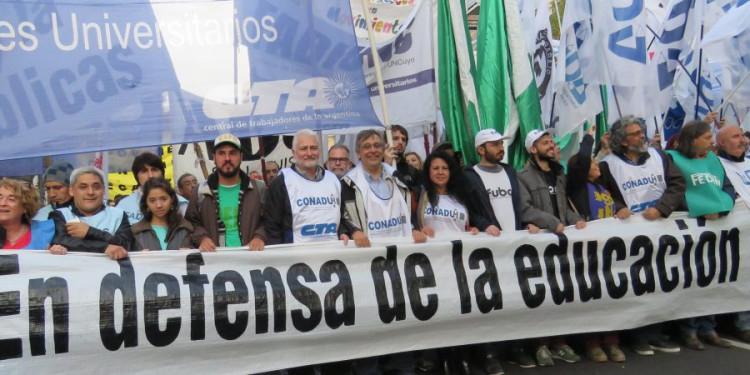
left=474, top=129, right=510, bottom=149
left=214, top=133, right=241, bottom=150
left=524, top=129, right=552, bottom=153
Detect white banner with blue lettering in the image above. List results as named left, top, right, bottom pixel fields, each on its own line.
left=3, top=207, right=750, bottom=374
left=0, top=0, right=381, bottom=161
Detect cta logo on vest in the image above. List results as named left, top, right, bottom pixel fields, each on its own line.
left=301, top=223, right=337, bottom=236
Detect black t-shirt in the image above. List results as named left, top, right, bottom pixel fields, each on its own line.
left=544, top=170, right=560, bottom=218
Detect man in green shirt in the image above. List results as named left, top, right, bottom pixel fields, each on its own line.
left=185, top=133, right=266, bottom=251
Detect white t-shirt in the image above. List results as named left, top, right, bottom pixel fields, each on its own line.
left=473, top=165, right=516, bottom=231
left=423, top=194, right=468, bottom=233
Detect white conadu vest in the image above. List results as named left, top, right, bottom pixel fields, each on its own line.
left=282, top=168, right=342, bottom=243
left=57, top=206, right=124, bottom=234
left=603, top=148, right=667, bottom=213
left=719, top=156, right=750, bottom=209
left=423, top=195, right=468, bottom=233
left=349, top=166, right=411, bottom=238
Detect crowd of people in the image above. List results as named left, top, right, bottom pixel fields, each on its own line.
left=1, top=116, right=750, bottom=375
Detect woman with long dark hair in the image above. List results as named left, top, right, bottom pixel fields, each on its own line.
left=132, top=177, right=193, bottom=250
left=418, top=151, right=478, bottom=236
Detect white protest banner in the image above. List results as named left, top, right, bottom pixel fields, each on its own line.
left=351, top=0, right=438, bottom=125
left=2, top=210, right=750, bottom=374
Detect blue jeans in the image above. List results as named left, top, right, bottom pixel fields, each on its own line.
left=680, top=316, right=717, bottom=336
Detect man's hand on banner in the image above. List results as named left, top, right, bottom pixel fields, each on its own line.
left=575, top=220, right=586, bottom=229
left=642, top=207, right=662, bottom=221
left=526, top=224, right=540, bottom=234
left=485, top=225, right=501, bottom=236
left=198, top=237, right=217, bottom=252
left=554, top=223, right=565, bottom=234
left=247, top=238, right=265, bottom=251
left=48, top=244, right=68, bottom=255
left=352, top=230, right=370, bottom=248
left=412, top=229, right=427, bottom=243
left=104, top=245, right=128, bottom=260
left=421, top=226, right=435, bottom=238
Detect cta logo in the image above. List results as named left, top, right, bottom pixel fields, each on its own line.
left=301, top=223, right=337, bottom=236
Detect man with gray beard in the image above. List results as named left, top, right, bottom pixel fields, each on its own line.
left=598, top=115, right=686, bottom=221
left=597, top=115, right=685, bottom=356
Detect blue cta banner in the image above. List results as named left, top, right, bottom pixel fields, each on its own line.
left=0, top=0, right=380, bottom=160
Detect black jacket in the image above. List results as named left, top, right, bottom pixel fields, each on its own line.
left=50, top=205, right=134, bottom=252
left=566, top=134, right=597, bottom=221
left=464, top=163, right=523, bottom=231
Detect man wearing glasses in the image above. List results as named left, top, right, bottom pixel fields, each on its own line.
left=325, top=144, right=352, bottom=179
left=599, top=115, right=686, bottom=221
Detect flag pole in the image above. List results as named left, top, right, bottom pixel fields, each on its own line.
left=694, top=22, right=705, bottom=120
left=553, top=0, right=564, bottom=35
left=716, top=71, right=750, bottom=113
left=359, top=0, right=395, bottom=166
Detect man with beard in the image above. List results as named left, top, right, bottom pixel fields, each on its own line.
left=264, top=129, right=347, bottom=245
left=465, top=129, right=536, bottom=235
left=518, top=129, right=585, bottom=366
left=598, top=116, right=684, bottom=356
left=716, top=125, right=750, bottom=343
left=599, top=115, right=685, bottom=221
left=185, top=133, right=266, bottom=251
left=383, top=124, right=421, bottom=190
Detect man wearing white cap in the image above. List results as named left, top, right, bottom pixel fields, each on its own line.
left=518, top=129, right=585, bottom=366
left=465, top=129, right=536, bottom=235
left=185, top=133, right=266, bottom=251
left=518, top=129, right=585, bottom=234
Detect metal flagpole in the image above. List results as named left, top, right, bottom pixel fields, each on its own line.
left=360, top=0, right=395, bottom=166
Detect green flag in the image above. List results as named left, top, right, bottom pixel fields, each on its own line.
left=437, top=0, right=481, bottom=165
left=476, top=0, right=545, bottom=169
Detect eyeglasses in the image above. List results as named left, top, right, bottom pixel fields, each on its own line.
left=626, top=129, right=644, bottom=137
left=360, top=143, right=384, bottom=151
left=328, top=158, right=349, bottom=164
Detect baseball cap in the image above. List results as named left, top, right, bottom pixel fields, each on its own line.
left=474, top=129, right=510, bottom=149
left=214, top=133, right=241, bottom=150
left=525, top=129, right=552, bottom=153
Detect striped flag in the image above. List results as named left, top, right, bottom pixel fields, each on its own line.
left=437, top=0, right=482, bottom=165
left=476, top=0, right=545, bottom=169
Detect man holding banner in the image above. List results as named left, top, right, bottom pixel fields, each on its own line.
left=185, top=134, right=266, bottom=251
left=341, top=129, right=426, bottom=247
left=264, top=129, right=346, bottom=245
left=49, top=167, right=133, bottom=260
left=598, top=116, right=685, bottom=355
left=716, top=125, right=750, bottom=343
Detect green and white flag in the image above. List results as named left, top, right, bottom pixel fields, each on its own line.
left=437, top=0, right=482, bottom=165
left=476, top=0, right=545, bottom=169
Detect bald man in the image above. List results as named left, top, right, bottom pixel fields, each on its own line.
left=716, top=125, right=750, bottom=343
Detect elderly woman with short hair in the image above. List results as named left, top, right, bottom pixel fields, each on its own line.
left=0, top=179, right=60, bottom=251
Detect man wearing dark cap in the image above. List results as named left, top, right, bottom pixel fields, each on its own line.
left=34, top=160, right=75, bottom=220
left=116, top=152, right=188, bottom=223
left=185, top=133, right=266, bottom=251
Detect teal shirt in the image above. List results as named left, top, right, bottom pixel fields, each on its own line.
left=218, top=183, right=242, bottom=247
left=152, top=225, right=168, bottom=251
left=667, top=150, right=734, bottom=217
